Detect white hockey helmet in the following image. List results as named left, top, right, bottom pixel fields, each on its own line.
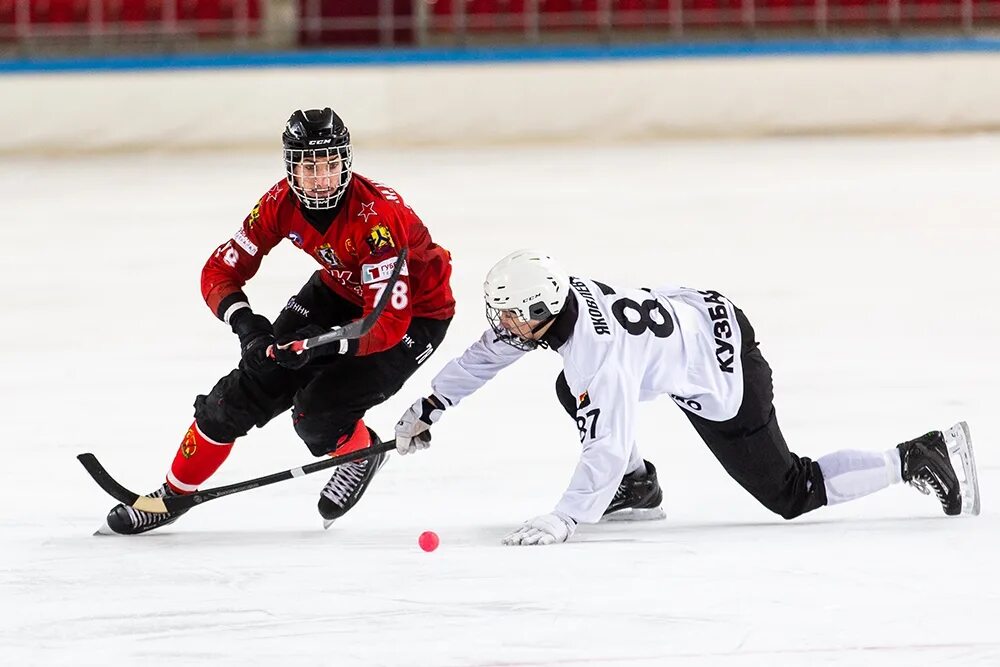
left=483, top=250, right=570, bottom=351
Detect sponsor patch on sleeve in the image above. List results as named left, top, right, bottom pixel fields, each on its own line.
left=361, top=256, right=408, bottom=285
left=233, top=229, right=258, bottom=256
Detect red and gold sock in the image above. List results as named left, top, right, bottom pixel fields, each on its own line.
left=165, top=421, right=234, bottom=493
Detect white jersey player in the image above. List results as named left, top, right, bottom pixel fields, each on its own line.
left=395, top=250, right=981, bottom=546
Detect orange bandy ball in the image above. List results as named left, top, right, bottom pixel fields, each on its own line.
left=418, top=531, right=439, bottom=552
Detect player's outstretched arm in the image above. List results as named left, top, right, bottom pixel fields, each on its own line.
left=394, top=329, right=528, bottom=455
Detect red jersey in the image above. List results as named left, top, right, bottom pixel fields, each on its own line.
left=201, top=173, right=455, bottom=356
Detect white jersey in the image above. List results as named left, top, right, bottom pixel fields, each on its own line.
left=430, top=277, right=745, bottom=524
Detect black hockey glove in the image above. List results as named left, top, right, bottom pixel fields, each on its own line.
left=271, top=324, right=354, bottom=370
left=229, top=308, right=275, bottom=373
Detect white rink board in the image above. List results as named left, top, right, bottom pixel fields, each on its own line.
left=3, top=52, right=1000, bottom=154
left=1, top=135, right=998, bottom=666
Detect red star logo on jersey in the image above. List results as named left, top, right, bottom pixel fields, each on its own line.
left=265, top=184, right=282, bottom=202
left=358, top=201, right=378, bottom=222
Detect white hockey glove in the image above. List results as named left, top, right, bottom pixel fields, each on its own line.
left=394, top=394, right=447, bottom=455
left=502, top=512, right=577, bottom=546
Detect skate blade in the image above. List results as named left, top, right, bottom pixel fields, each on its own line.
left=323, top=519, right=336, bottom=530
left=600, top=506, right=666, bottom=523
left=94, top=519, right=117, bottom=536
left=944, top=421, right=981, bottom=516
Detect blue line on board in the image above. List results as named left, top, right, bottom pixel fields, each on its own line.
left=2, top=36, right=999, bottom=74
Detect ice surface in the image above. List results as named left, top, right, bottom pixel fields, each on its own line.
left=2, top=135, right=998, bottom=666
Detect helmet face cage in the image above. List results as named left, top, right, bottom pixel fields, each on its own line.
left=485, top=299, right=556, bottom=352
left=284, top=143, right=353, bottom=210
left=486, top=304, right=540, bottom=352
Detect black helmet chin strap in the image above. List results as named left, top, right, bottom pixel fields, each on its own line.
left=529, top=316, right=553, bottom=337
left=525, top=316, right=555, bottom=349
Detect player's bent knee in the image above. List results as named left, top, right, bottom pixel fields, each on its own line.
left=756, top=479, right=826, bottom=520
left=294, top=413, right=356, bottom=457
left=193, top=393, right=254, bottom=443
left=778, top=504, right=808, bottom=521
left=756, top=494, right=809, bottom=520
left=749, top=455, right=827, bottom=520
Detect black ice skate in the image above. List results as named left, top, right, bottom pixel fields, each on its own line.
left=98, top=484, right=190, bottom=535
left=601, top=460, right=666, bottom=522
left=318, top=428, right=388, bottom=529
left=898, top=421, right=980, bottom=516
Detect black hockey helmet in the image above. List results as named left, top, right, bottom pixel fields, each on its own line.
left=282, top=108, right=353, bottom=210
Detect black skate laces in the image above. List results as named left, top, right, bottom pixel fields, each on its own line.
left=611, top=477, right=631, bottom=503
left=903, top=435, right=953, bottom=509
left=612, top=471, right=652, bottom=504
left=910, top=468, right=948, bottom=506
left=124, top=486, right=173, bottom=529
left=321, top=455, right=383, bottom=506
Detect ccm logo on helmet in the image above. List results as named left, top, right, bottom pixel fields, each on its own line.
left=307, top=139, right=333, bottom=146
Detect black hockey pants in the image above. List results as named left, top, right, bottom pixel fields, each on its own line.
left=194, top=271, right=450, bottom=456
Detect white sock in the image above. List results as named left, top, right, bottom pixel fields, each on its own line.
left=626, top=443, right=646, bottom=477
left=885, top=447, right=903, bottom=484
left=817, top=448, right=902, bottom=506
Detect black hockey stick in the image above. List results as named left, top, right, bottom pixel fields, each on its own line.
left=78, top=246, right=409, bottom=514
left=274, top=246, right=409, bottom=354
left=77, top=439, right=397, bottom=514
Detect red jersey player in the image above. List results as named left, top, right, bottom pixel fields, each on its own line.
left=100, top=108, right=455, bottom=534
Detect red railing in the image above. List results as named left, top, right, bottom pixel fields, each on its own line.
left=2, top=0, right=998, bottom=47
left=0, top=0, right=261, bottom=40
left=417, top=0, right=999, bottom=32
left=304, top=0, right=1000, bottom=44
